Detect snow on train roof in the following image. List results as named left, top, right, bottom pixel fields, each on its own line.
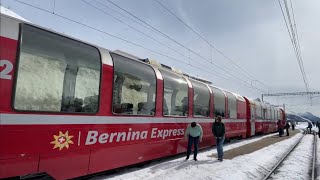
left=0, top=6, right=29, bottom=22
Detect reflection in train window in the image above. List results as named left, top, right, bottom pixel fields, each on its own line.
left=112, top=53, right=156, bottom=116
left=211, top=87, right=226, bottom=117
left=160, top=69, right=188, bottom=116
left=14, top=24, right=101, bottom=113
left=225, top=91, right=237, bottom=119
left=262, top=104, right=267, bottom=120
left=190, top=79, right=210, bottom=117
left=256, top=103, right=262, bottom=119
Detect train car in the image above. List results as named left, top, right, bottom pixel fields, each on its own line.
left=244, top=97, right=284, bottom=137
left=0, top=9, right=284, bottom=179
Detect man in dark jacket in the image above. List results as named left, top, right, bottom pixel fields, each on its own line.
left=284, top=122, right=290, bottom=136
left=307, top=122, right=313, bottom=134
left=212, top=116, right=225, bottom=162
left=277, top=120, right=284, bottom=137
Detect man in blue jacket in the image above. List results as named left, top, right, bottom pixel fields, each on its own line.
left=185, top=122, right=203, bottom=161
left=212, top=116, right=225, bottom=162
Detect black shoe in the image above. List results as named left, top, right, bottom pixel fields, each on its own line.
left=194, top=158, right=197, bottom=161
left=186, top=156, right=189, bottom=160
left=219, top=158, right=223, bottom=162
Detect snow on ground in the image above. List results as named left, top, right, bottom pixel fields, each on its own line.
left=95, top=133, right=303, bottom=180
left=296, top=122, right=308, bottom=131
left=271, top=135, right=313, bottom=180
left=316, top=131, right=320, bottom=180
left=317, top=134, right=320, bottom=180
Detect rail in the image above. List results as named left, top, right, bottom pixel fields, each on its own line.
left=311, top=132, right=317, bottom=180
left=262, top=131, right=317, bottom=180
left=262, top=132, right=305, bottom=180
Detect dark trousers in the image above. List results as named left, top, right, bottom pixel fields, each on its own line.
left=187, top=135, right=199, bottom=159
left=307, top=127, right=312, bottom=134
left=278, top=128, right=283, bottom=137
left=292, top=125, right=295, bottom=130
left=286, top=128, right=289, bottom=136
left=216, top=136, right=225, bottom=159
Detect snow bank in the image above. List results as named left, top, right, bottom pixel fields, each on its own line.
left=95, top=133, right=309, bottom=180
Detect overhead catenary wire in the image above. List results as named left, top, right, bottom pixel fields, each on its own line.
left=84, top=0, right=266, bottom=93
left=105, top=0, right=267, bottom=93
left=154, top=0, right=270, bottom=90
left=12, top=0, right=265, bottom=92
left=278, top=0, right=310, bottom=93
left=83, top=0, right=235, bottom=82
left=284, top=0, right=309, bottom=91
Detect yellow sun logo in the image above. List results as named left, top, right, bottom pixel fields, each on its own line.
left=50, top=131, right=74, bottom=151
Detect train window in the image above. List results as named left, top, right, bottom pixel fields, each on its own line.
left=269, top=108, right=272, bottom=120
left=14, top=24, right=101, bottom=113
left=160, top=69, right=188, bottom=116
left=211, top=87, right=225, bottom=117
left=273, top=108, right=276, bottom=120
left=255, top=103, right=261, bottom=119
left=112, top=53, right=156, bottom=116
left=262, top=104, right=267, bottom=120
left=190, top=79, right=210, bottom=117
left=225, top=92, right=237, bottom=118
left=250, top=105, right=255, bottom=119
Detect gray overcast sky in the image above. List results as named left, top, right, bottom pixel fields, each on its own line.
left=1, top=0, right=320, bottom=116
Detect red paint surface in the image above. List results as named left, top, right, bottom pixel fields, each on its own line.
left=0, top=36, right=17, bottom=112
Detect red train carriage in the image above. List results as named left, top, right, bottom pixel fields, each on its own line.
left=0, top=11, right=284, bottom=179
left=244, top=98, right=283, bottom=136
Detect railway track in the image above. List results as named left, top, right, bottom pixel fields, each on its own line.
left=311, top=132, right=317, bottom=180
left=262, top=131, right=317, bottom=180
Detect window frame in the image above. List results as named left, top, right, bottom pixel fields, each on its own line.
left=190, top=79, right=211, bottom=118
left=111, top=52, right=157, bottom=116
left=12, top=23, right=102, bottom=114
left=211, top=86, right=226, bottom=118
left=160, top=69, right=189, bottom=117
left=225, top=91, right=238, bottom=119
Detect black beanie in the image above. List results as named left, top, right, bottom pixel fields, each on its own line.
left=191, top=122, right=196, bottom=127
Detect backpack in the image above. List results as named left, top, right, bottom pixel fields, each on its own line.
left=285, top=123, right=290, bottom=129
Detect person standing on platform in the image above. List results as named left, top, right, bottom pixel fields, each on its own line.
left=277, top=119, right=284, bottom=137
left=307, top=122, right=313, bottom=134
left=291, top=121, right=296, bottom=130
left=284, top=122, right=290, bottom=136
left=317, top=121, right=320, bottom=138
left=212, top=116, right=225, bottom=162
left=185, top=122, right=203, bottom=161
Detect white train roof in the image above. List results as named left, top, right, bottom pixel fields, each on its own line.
left=0, top=6, right=29, bottom=22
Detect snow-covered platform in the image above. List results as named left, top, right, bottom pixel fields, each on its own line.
left=210, top=129, right=300, bottom=159
left=91, top=128, right=315, bottom=180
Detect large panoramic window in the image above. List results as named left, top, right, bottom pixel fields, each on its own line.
left=14, top=24, right=101, bottom=113
left=225, top=91, right=237, bottom=119
left=160, top=69, right=188, bottom=116
left=211, top=87, right=226, bottom=117
left=256, top=103, right=262, bottom=119
left=112, top=53, right=156, bottom=115
left=190, top=79, right=210, bottom=117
